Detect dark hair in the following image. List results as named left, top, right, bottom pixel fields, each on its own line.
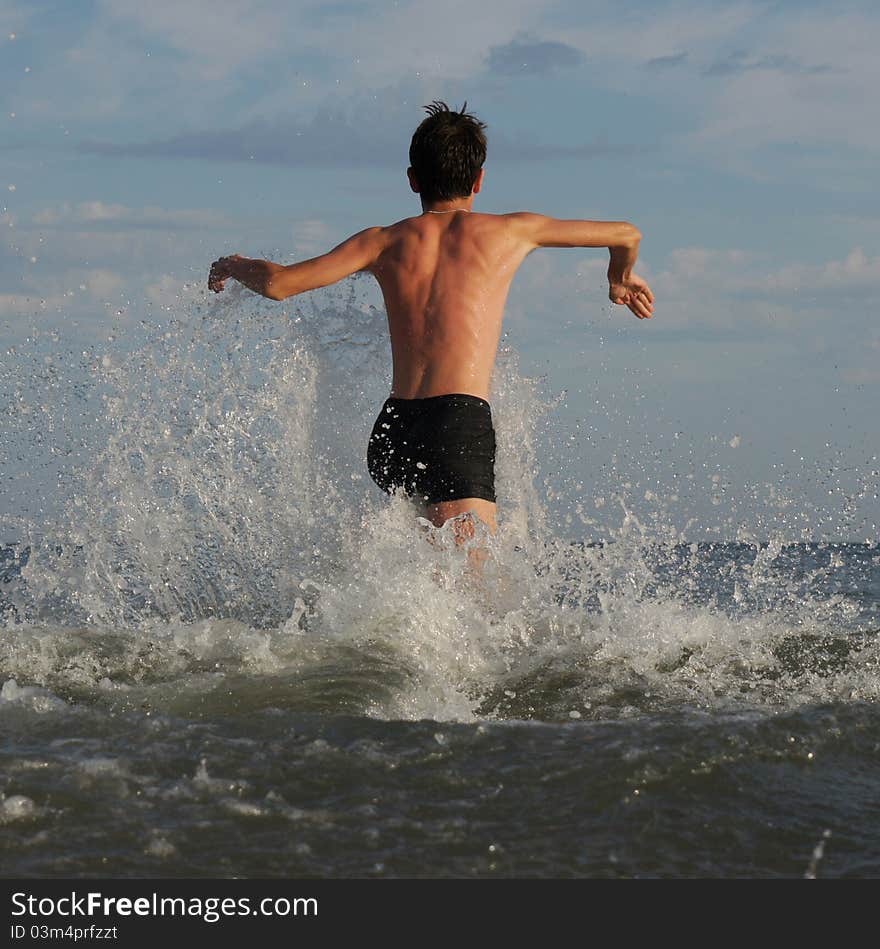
left=409, top=101, right=487, bottom=202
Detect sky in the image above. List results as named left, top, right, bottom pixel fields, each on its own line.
left=1, top=0, right=878, bottom=539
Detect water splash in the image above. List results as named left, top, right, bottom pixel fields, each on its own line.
left=1, top=281, right=878, bottom=722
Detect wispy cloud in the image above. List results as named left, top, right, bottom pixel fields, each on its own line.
left=657, top=245, right=880, bottom=297
left=646, top=245, right=880, bottom=340
left=6, top=0, right=548, bottom=127
left=486, top=36, right=583, bottom=76
left=82, top=268, right=127, bottom=299
left=702, top=50, right=834, bottom=78
left=492, top=135, right=648, bottom=162
left=32, top=202, right=229, bottom=228
left=80, top=113, right=399, bottom=166
left=96, top=0, right=287, bottom=80
left=690, top=10, right=880, bottom=156
left=554, top=4, right=880, bottom=165
left=0, top=200, right=341, bottom=329
left=645, top=52, right=688, bottom=69
left=753, top=248, right=880, bottom=294
left=80, top=110, right=647, bottom=167
left=503, top=240, right=880, bottom=388
left=0, top=291, right=72, bottom=318
left=12, top=1, right=880, bottom=180
left=288, top=219, right=338, bottom=257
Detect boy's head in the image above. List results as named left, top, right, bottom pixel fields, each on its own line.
left=408, top=101, right=487, bottom=203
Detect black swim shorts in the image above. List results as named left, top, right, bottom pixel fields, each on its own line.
left=367, top=394, right=496, bottom=504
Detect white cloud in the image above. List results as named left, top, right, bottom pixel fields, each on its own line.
left=6, top=6, right=261, bottom=124
left=662, top=248, right=750, bottom=287
left=304, top=0, right=544, bottom=83
left=78, top=0, right=538, bottom=111
left=13, top=0, right=880, bottom=184
left=1, top=201, right=343, bottom=334
left=32, top=202, right=228, bottom=228
left=144, top=274, right=184, bottom=309
left=290, top=219, right=338, bottom=257
left=0, top=290, right=76, bottom=318
left=504, top=250, right=641, bottom=334
left=144, top=274, right=210, bottom=313
left=668, top=11, right=880, bottom=164
left=10, top=0, right=545, bottom=124
left=755, top=248, right=880, bottom=294
left=506, top=243, right=880, bottom=339
left=567, top=2, right=757, bottom=68
left=96, top=0, right=284, bottom=81
left=0, top=268, right=125, bottom=314
left=544, top=3, right=880, bottom=172
left=654, top=246, right=880, bottom=305
left=83, top=268, right=127, bottom=299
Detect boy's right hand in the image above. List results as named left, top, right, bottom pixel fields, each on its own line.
left=609, top=273, right=654, bottom=319
left=208, top=254, right=243, bottom=293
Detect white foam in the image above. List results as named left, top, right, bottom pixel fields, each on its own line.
left=1, top=284, right=876, bottom=724
left=0, top=678, right=67, bottom=713
left=0, top=795, right=37, bottom=823
left=144, top=836, right=177, bottom=858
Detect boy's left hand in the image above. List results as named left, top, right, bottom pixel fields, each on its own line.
left=609, top=273, right=654, bottom=319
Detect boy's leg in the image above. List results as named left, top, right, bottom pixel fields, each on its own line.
left=426, top=498, right=496, bottom=573
left=423, top=499, right=496, bottom=574
left=424, top=498, right=496, bottom=537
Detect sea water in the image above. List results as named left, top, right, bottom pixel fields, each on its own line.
left=1, top=282, right=878, bottom=877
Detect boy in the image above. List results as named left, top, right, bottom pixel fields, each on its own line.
left=208, top=101, right=654, bottom=536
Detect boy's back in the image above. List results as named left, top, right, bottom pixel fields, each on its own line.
left=369, top=209, right=534, bottom=401
left=207, top=102, right=653, bottom=534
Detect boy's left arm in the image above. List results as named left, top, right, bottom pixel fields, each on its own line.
left=209, top=227, right=385, bottom=300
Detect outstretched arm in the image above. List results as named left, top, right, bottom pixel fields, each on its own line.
left=512, top=213, right=654, bottom=320
left=209, top=227, right=386, bottom=300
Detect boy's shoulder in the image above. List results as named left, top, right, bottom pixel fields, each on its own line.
left=378, top=210, right=536, bottom=232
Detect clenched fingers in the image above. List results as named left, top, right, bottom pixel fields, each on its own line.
left=629, top=293, right=653, bottom=319
left=208, top=258, right=230, bottom=293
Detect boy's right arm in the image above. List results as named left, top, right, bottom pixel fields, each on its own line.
left=208, top=227, right=386, bottom=300
left=512, top=213, right=654, bottom=320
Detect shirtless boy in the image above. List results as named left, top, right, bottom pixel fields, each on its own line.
left=208, top=101, right=654, bottom=536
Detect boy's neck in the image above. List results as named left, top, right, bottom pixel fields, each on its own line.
left=421, top=196, right=475, bottom=214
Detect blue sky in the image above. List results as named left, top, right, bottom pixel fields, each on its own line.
left=1, top=0, right=877, bottom=538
